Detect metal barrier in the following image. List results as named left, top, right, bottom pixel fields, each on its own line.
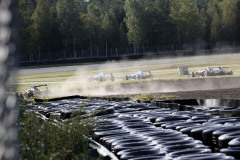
left=88, top=138, right=119, bottom=160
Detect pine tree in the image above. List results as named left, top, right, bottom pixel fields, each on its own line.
left=31, top=0, right=53, bottom=56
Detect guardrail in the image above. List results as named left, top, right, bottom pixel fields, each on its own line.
left=88, top=138, right=119, bottom=160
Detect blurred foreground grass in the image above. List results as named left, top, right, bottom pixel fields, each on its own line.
left=18, top=99, right=96, bottom=159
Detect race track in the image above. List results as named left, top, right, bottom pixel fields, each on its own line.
left=18, top=53, right=240, bottom=75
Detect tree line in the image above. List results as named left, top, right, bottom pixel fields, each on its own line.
left=18, top=0, right=240, bottom=60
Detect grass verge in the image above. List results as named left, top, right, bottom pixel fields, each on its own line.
left=16, top=54, right=240, bottom=94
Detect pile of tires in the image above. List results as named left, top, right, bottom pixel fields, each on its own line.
left=29, top=97, right=240, bottom=159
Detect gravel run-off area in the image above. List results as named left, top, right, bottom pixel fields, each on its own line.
left=103, top=77, right=240, bottom=100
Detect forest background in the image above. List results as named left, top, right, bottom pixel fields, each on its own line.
left=18, top=0, right=240, bottom=61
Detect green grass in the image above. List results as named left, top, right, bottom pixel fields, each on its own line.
left=134, top=93, right=180, bottom=100
left=18, top=99, right=95, bottom=159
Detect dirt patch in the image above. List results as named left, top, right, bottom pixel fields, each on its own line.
left=103, top=77, right=240, bottom=100
left=103, top=77, right=240, bottom=94
left=143, top=88, right=240, bottom=100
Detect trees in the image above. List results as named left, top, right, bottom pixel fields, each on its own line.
left=207, top=0, right=223, bottom=42
left=17, top=0, right=240, bottom=61
left=56, top=0, right=85, bottom=58
left=18, top=0, right=36, bottom=59
left=170, top=0, right=202, bottom=44
left=124, top=0, right=147, bottom=46
left=31, top=0, right=54, bottom=58
left=151, top=0, right=175, bottom=45
left=84, top=2, right=104, bottom=49
left=221, top=0, right=239, bottom=41
left=206, top=0, right=240, bottom=42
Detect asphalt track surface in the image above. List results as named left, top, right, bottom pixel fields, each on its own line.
left=18, top=53, right=240, bottom=75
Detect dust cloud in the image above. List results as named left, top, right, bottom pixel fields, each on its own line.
left=44, top=58, right=240, bottom=98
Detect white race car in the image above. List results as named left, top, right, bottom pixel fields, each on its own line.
left=20, top=84, right=49, bottom=98
left=88, top=72, right=115, bottom=82
left=123, top=70, right=153, bottom=80
left=189, top=66, right=233, bottom=77
left=212, top=67, right=233, bottom=76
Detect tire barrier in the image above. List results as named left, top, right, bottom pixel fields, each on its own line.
left=175, top=153, right=234, bottom=160
left=228, top=137, right=240, bottom=148
left=27, top=97, right=240, bottom=159
left=120, top=150, right=165, bottom=160
left=220, top=148, right=240, bottom=160
left=219, top=137, right=240, bottom=159
left=168, top=148, right=211, bottom=158
left=212, top=127, right=240, bottom=149
left=218, top=131, right=240, bottom=148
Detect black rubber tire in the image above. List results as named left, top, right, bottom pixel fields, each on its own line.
left=220, top=148, right=240, bottom=159
left=129, top=155, right=166, bottom=160
left=163, top=143, right=205, bottom=153
left=110, top=139, right=148, bottom=150
left=218, top=131, right=240, bottom=148
left=155, top=116, right=189, bottom=123
left=180, top=126, right=198, bottom=136
left=116, top=146, right=159, bottom=157
left=96, top=107, right=115, bottom=116
left=168, top=148, right=211, bottom=158
left=212, top=127, right=240, bottom=148
left=202, top=128, right=220, bottom=146
left=160, top=139, right=202, bottom=147
left=93, top=130, right=128, bottom=141
left=175, top=153, right=234, bottom=160
left=228, top=137, right=240, bottom=148
left=113, top=142, right=153, bottom=153
left=190, top=126, right=209, bottom=141
left=120, top=150, right=164, bottom=160
left=102, top=135, right=138, bottom=146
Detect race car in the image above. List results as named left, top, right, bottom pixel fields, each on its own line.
left=20, top=84, right=49, bottom=99
left=123, top=70, right=153, bottom=80
left=189, top=66, right=215, bottom=77
left=88, top=72, right=115, bottom=82
left=189, top=66, right=233, bottom=77
left=212, top=67, right=233, bottom=75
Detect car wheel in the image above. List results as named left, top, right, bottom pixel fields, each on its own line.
left=204, top=72, right=208, bottom=77
left=189, top=72, right=194, bottom=77
left=111, top=76, right=115, bottom=81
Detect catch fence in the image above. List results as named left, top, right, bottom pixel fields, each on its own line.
left=22, top=41, right=240, bottom=62
left=0, top=0, right=18, bottom=159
